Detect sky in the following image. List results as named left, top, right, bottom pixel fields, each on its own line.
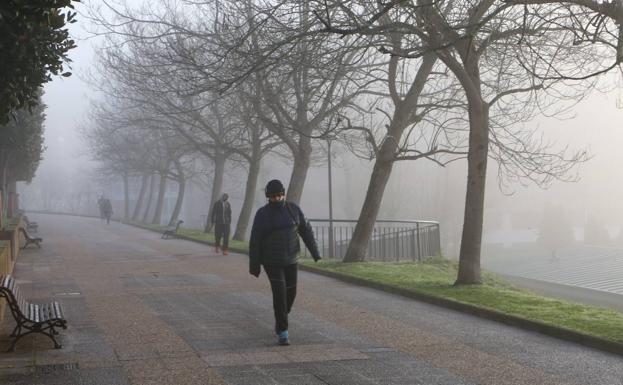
left=19, top=1, right=623, bottom=256
left=33, top=3, right=99, bottom=184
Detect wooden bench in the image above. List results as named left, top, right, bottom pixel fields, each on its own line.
left=0, top=275, right=67, bottom=351
left=23, top=216, right=39, bottom=233
left=18, top=227, right=42, bottom=249
left=162, top=220, right=184, bottom=239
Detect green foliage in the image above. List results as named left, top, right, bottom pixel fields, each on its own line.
left=0, top=98, right=46, bottom=183
left=0, top=0, right=79, bottom=122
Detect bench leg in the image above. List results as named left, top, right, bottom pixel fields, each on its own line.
left=7, top=331, right=30, bottom=352
left=8, top=327, right=63, bottom=351
left=21, top=240, right=41, bottom=249
left=10, top=324, right=21, bottom=337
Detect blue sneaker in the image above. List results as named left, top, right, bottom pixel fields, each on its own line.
left=277, top=330, right=290, bottom=346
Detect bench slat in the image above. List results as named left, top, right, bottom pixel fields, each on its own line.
left=30, top=303, right=39, bottom=323
left=53, top=302, right=63, bottom=320
left=40, top=303, right=51, bottom=322
left=0, top=276, right=11, bottom=289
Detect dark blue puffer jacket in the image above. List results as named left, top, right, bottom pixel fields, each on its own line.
left=249, top=201, right=320, bottom=272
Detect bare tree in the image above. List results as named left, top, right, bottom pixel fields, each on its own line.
left=305, top=1, right=611, bottom=284
left=132, top=173, right=149, bottom=221
left=87, top=1, right=282, bottom=237
left=83, top=96, right=197, bottom=226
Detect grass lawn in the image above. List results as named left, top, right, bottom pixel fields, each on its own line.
left=125, top=221, right=249, bottom=251
left=125, top=220, right=623, bottom=344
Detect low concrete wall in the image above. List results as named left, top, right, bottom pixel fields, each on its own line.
left=0, top=216, right=22, bottom=263
left=0, top=217, right=22, bottom=325
left=0, top=241, right=11, bottom=275
left=0, top=241, right=13, bottom=323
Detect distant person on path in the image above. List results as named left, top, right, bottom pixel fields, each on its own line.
left=97, top=195, right=105, bottom=221
left=102, top=198, right=113, bottom=225
left=212, top=193, right=232, bottom=255
left=249, top=179, right=321, bottom=346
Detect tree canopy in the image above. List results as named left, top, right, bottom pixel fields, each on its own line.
left=0, top=0, right=79, bottom=123
left=0, top=96, right=46, bottom=185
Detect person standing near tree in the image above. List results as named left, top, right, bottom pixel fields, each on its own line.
left=212, top=193, right=232, bottom=255
left=97, top=195, right=105, bottom=221
left=102, top=198, right=113, bottom=225
left=249, top=179, right=321, bottom=346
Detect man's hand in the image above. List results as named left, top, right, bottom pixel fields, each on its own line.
left=250, top=265, right=260, bottom=277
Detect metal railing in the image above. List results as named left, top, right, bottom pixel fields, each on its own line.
left=303, top=219, right=441, bottom=261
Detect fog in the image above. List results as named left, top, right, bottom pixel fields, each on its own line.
left=17, top=2, right=623, bottom=265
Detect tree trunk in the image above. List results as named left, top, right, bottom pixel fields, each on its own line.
left=123, top=173, right=130, bottom=221
left=151, top=173, right=167, bottom=225
left=168, top=178, right=186, bottom=227
left=142, top=173, right=156, bottom=223
left=343, top=142, right=396, bottom=262
left=168, top=161, right=186, bottom=226
left=451, top=53, right=488, bottom=285
left=286, top=137, right=312, bottom=204
left=341, top=53, right=436, bottom=262
left=455, top=99, right=489, bottom=285
left=132, top=174, right=149, bottom=221
left=7, top=180, right=16, bottom=218
left=234, top=148, right=262, bottom=240
left=204, top=153, right=226, bottom=232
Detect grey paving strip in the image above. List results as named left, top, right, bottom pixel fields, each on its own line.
left=200, top=344, right=368, bottom=367
left=294, top=290, right=570, bottom=385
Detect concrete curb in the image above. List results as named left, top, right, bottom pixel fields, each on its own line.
left=28, top=211, right=623, bottom=356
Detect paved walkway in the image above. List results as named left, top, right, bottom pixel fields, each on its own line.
left=1, top=214, right=622, bottom=385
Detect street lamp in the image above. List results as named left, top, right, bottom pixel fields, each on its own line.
left=327, top=138, right=334, bottom=259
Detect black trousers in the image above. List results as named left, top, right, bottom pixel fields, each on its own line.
left=264, top=263, right=298, bottom=334
left=214, top=223, right=230, bottom=248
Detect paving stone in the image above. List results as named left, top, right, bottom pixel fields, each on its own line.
left=201, top=351, right=247, bottom=367
left=123, top=358, right=167, bottom=379
left=29, top=367, right=130, bottom=385
left=312, top=372, right=378, bottom=385
left=273, top=374, right=328, bottom=385
left=114, top=344, right=161, bottom=361
left=375, top=377, right=423, bottom=385
left=256, top=362, right=308, bottom=377
left=215, top=365, right=261, bottom=378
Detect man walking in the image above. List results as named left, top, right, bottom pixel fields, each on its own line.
left=102, top=198, right=113, bottom=225
left=212, top=193, right=232, bottom=255
left=249, top=179, right=321, bottom=346
left=97, top=195, right=105, bottom=221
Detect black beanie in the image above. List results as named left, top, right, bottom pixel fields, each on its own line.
left=265, top=179, right=285, bottom=196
